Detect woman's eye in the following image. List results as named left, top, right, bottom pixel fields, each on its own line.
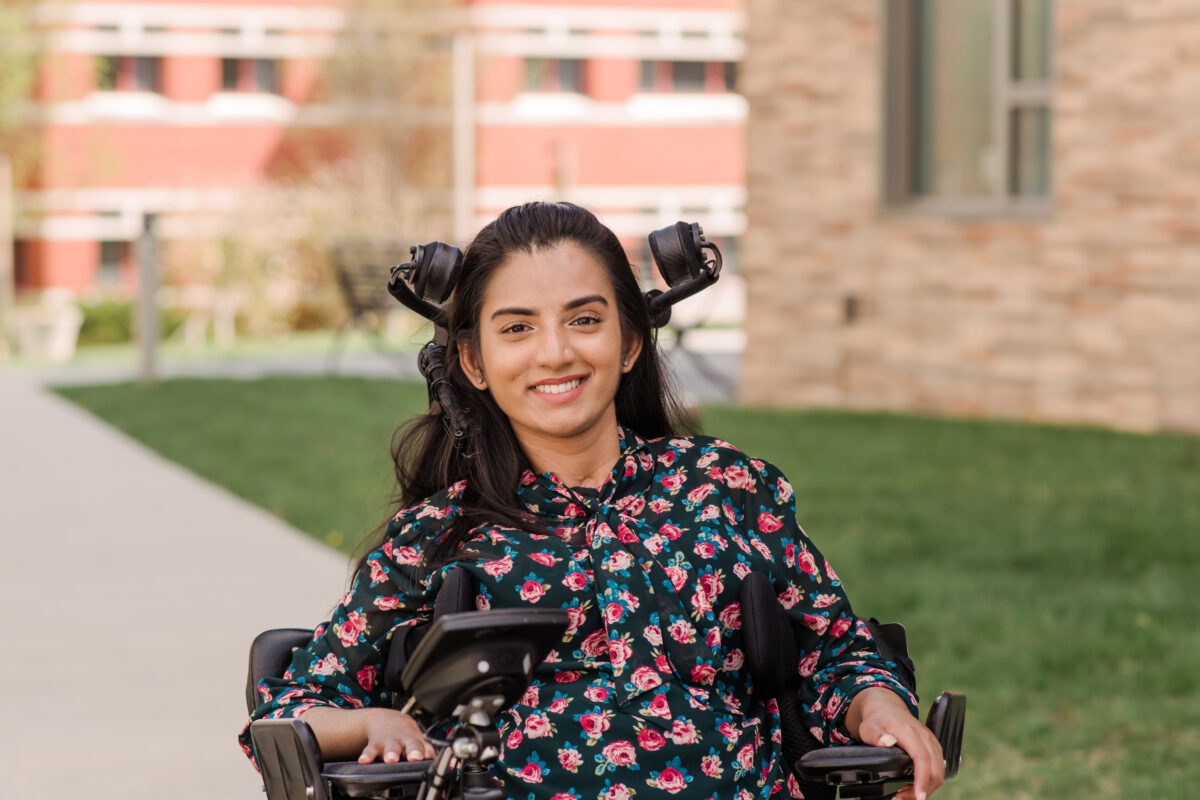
left=571, top=314, right=602, bottom=327
left=501, top=322, right=531, bottom=334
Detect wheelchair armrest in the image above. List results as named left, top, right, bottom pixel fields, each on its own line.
left=796, top=691, right=966, bottom=795
left=250, top=718, right=433, bottom=800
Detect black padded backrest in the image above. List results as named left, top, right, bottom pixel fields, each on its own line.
left=384, top=565, right=476, bottom=701
left=247, top=628, right=314, bottom=715
left=739, top=570, right=799, bottom=700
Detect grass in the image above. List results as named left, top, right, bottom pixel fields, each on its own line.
left=55, top=376, right=1200, bottom=799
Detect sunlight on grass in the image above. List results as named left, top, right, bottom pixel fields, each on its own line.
left=56, top=377, right=1200, bottom=798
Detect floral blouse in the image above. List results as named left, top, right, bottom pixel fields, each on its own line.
left=241, top=431, right=916, bottom=799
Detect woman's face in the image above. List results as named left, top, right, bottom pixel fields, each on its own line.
left=460, top=241, right=642, bottom=455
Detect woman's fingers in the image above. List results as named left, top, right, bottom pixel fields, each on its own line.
left=892, top=723, right=944, bottom=799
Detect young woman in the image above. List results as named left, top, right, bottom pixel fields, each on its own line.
left=241, top=202, right=944, bottom=800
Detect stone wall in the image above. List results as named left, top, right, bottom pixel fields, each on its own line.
left=740, top=1, right=1200, bottom=432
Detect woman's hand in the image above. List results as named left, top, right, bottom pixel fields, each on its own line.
left=358, top=707, right=437, bottom=764
left=844, top=687, right=945, bottom=800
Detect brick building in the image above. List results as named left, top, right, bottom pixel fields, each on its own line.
left=740, top=0, right=1200, bottom=432
left=12, top=0, right=745, bottom=297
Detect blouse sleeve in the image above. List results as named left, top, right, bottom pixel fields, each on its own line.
left=237, top=493, right=458, bottom=762
left=741, top=454, right=918, bottom=745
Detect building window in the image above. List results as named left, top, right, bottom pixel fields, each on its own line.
left=885, top=0, right=1053, bottom=213
left=219, top=58, right=282, bottom=93
left=94, top=55, right=162, bottom=93
left=523, top=58, right=584, bottom=93
left=639, top=61, right=736, bottom=93
left=221, top=57, right=239, bottom=90
left=99, top=241, right=126, bottom=286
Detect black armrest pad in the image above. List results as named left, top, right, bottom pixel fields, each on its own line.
left=247, top=628, right=314, bottom=715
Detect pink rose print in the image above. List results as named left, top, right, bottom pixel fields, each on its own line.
left=664, top=565, right=688, bottom=591
left=778, top=585, right=801, bottom=609
left=336, top=611, right=368, bottom=647
left=643, top=624, right=663, bottom=646
left=732, top=561, right=751, bottom=579
left=481, top=554, right=513, bottom=577
left=757, top=511, right=783, bottom=534
left=476, top=593, right=491, bottom=611
left=579, top=711, right=611, bottom=738
left=718, top=602, right=742, bottom=630
left=644, top=535, right=665, bottom=554
left=583, top=685, right=609, bottom=703
left=723, top=649, right=745, bottom=671
left=814, top=593, right=838, bottom=608
left=659, top=523, right=682, bottom=540
left=524, top=713, right=553, bottom=738
left=777, top=477, right=794, bottom=503
left=606, top=551, right=634, bottom=572
left=368, top=559, right=387, bottom=585
left=312, top=653, right=346, bottom=676
left=637, top=727, right=666, bottom=751
left=823, top=693, right=843, bottom=720
left=798, top=549, right=819, bottom=575
left=799, top=649, right=820, bottom=677
left=528, top=552, right=556, bottom=567
left=825, top=558, right=840, bottom=581
left=736, top=743, right=755, bottom=770
left=608, top=636, right=632, bottom=668
left=519, top=579, right=547, bottom=603
left=724, top=464, right=754, bottom=489
left=660, top=471, right=684, bottom=492
left=648, top=497, right=671, bottom=514
left=705, top=626, right=721, bottom=648
left=701, top=753, right=723, bottom=778
left=563, top=570, right=589, bottom=591
left=550, top=793, right=579, bottom=800
left=516, top=760, right=545, bottom=783
left=690, top=590, right=713, bottom=616
left=690, top=663, right=716, bottom=684
left=601, top=740, right=637, bottom=766
left=647, top=692, right=671, bottom=718
left=699, top=504, right=720, bottom=521
left=718, top=721, right=738, bottom=743
left=393, top=546, right=421, bottom=565
left=657, top=450, right=676, bottom=467
left=670, top=718, right=698, bottom=744
left=356, top=665, right=377, bottom=691
left=548, top=696, right=569, bottom=714
left=630, top=666, right=662, bottom=691
left=373, top=596, right=401, bottom=611
left=803, top=614, right=830, bottom=634
left=667, top=618, right=697, bottom=644
left=507, top=729, right=523, bottom=750
left=558, top=746, right=582, bottom=772
left=697, top=451, right=719, bottom=467
left=581, top=629, right=608, bottom=657
left=687, top=483, right=716, bottom=504
left=519, top=684, right=540, bottom=707
left=699, top=572, right=724, bottom=601
left=602, top=784, right=633, bottom=800
left=751, top=537, right=773, bottom=560
left=652, top=766, right=688, bottom=793
left=707, top=466, right=725, bottom=481
left=830, top=617, right=852, bottom=638
left=693, top=541, right=716, bottom=559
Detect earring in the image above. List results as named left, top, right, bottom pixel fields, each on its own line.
left=622, top=360, right=628, bottom=368
left=476, top=375, right=485, bottom=384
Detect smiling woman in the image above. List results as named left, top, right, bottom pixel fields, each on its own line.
left=241, top=202, right=944, bottom=800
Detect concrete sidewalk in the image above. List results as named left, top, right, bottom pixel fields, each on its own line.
left=0, top=372, right=348, bottom=800
left=0, top=346, right=740, bottom=799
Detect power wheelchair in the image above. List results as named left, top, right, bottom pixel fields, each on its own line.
left=246, top=216, right=965, bottom=799
left=246, top=568, right=965, bottom=800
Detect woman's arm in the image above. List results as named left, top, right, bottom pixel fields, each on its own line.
left=844, top=687, right=944, bottom=800
left=300, top=706, right=436, bottom=763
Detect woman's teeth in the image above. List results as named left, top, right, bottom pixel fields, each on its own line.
left=534, top=378, right=582, bottom=395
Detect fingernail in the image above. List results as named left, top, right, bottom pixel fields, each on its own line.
left=917, top=792, right=927, bottom=800
left=880, top=734, right=897, bottom=747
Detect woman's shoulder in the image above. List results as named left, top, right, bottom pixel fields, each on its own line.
left=376, top=481, right=469, bottom=552
left=643, top=432, right=776, bottom=471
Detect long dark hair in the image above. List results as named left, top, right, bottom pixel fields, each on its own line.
left=357, top=202, right=693, bottom=571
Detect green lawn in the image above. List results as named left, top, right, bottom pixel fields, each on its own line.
left=56, top=377, right=1200, bottom=799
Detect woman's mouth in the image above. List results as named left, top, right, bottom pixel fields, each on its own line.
left=532, top=377, right=584, bottom=395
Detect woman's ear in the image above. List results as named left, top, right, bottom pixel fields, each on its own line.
left=621, top=334, right=643, bottom=374
left=459, top=343, right=488, bottom=389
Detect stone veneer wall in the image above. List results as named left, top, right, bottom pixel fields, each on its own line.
left=740, top=1, right=1200, bottom=432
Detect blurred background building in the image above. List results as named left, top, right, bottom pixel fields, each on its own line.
left=741, top=0, right=1199, bottom=432
left=10, top=0, right=745, bottom=298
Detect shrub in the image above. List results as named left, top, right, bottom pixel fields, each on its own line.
left=77, top=301, right=186, bottom=347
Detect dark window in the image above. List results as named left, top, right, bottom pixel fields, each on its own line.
left=13, top=241, right=30, bottom=288
left=221, top=57, right=239, bottom=90
left=133, top=56, right=162, bottom=92
left=523, top=58, right=585, bottom=93
left=253, top=59, right=280, bottom=93
left=671, top=61, right=707, bottom=92
left=99, top=241, right=126, bottom=286
left=885, top=0, right=1053, bottom=213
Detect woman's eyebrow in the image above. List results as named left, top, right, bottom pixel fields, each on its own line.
left=490, top=295, right=608, bottom=320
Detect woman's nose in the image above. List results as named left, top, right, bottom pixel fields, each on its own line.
left=536, top=327, right=573, bottom=367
